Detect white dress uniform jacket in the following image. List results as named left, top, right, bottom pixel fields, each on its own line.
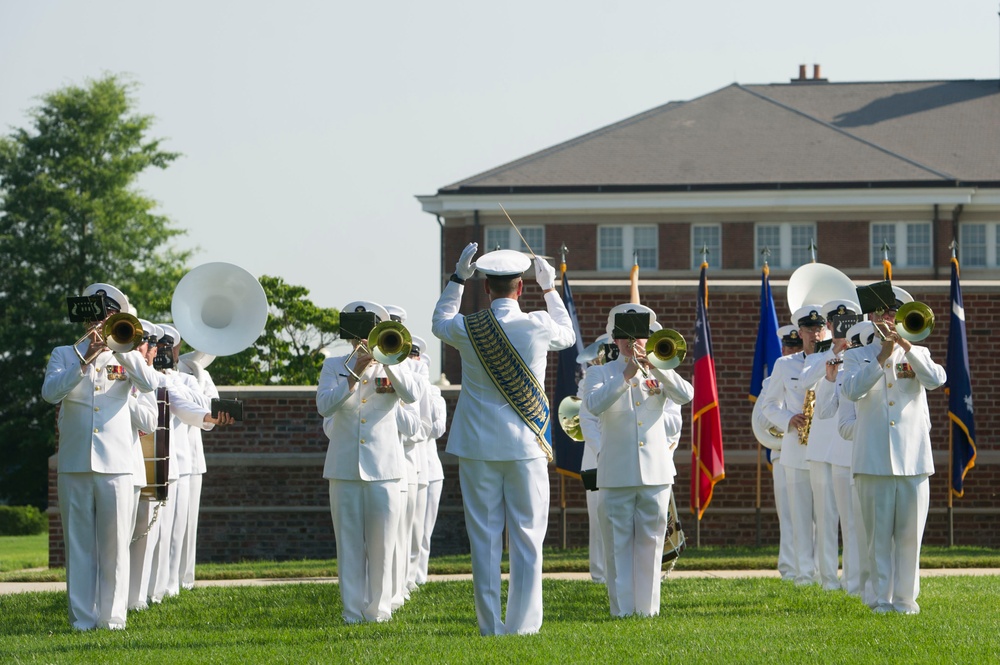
left=432, top=283, right=576, bottom=460
left=841, top=344, right=945, bottom=476
left=759, top=352, right=811, bottom=471
left=318, top=354, right=422, bottom=480
left=582, top=359, right=693, bottom=488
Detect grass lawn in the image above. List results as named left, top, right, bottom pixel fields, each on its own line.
left=3, top=535, right=999, bottom=582
left=2, top=575, right=999, bottom=663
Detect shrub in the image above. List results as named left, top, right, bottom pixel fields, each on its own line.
left=0, top=505, right=48, bottom=535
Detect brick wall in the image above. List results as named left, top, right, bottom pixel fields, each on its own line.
left=48, top=281, right=999, bottom=566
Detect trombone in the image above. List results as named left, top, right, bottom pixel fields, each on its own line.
left=344, top=320, right=413, bottom=380
left=74, top=313, right=145, bottom=365
left=632, top=329, right=687, bottom=376
left=871, top=302, right=935, bottom=343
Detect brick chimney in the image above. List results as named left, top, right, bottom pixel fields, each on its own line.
left=792, top=63, right=828, bottom=84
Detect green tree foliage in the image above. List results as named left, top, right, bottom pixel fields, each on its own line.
left=0, top=74, right=189, bottom=507
left=206, top=276, right=340, bottom=386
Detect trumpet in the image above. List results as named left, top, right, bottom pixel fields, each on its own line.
left=74, top=313, right=145, bottom=365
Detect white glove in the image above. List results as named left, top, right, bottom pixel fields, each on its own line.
left=534, top=256, right=556, bottom=291
left=455, top=242, right=478, bottom=281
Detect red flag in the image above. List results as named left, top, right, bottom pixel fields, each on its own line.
left=691, top=262, right=725, bottom=518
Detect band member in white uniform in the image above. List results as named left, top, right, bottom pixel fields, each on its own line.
left=317, top=300, right=423, bottom=624
left=751, top=324, right=800, bottom=581
left=582, top=304, right=693, bottom=617
left=42, top=283, right=160, bottom=630
left=432, top=243, right=575, bottom=636
left=416, top=373, right=447, bottom=585
left=808, top=299, right=862, bottom=592
left=577, top=333, right=610, bottom=585
left=824, top=319, right=879, bottom=602
left=404, top=335, right=432, bottom=592
left=177, top=350, right=219, bottom=590
left=802, top=299, right=860, bottom=590
left=841, top=287, right=946, bottom=614
left=759, top=304, right=827, bottom=586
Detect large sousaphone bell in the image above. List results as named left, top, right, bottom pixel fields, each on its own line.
left=171, top=262, right=269, bottom=356
left=786, top=262, right=858, bottom=316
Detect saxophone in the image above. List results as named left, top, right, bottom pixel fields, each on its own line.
left=798, top=389, right=815, bottom=445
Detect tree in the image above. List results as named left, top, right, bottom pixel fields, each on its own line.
left=0, top=74, right=189, bottom=507
left=206, top=276, right=341, bottom=386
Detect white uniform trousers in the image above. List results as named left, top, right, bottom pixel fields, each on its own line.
left=771, top=457, right=794, bottom=582
left=391, top=481, right=415, bottom=609
left=856, top=474, right=929, bottom=613
left=416, top=479, right=443, bottom=584
left=408, top=483, right=428, bottom=590
left=829, top=464, right=855, bottom=593
left=850, top=481, right=877, bottom=605
left=598, top=489, right=619, bottom=615
left=164, top=474, right=191, bottom=597
left=128, top=499, right=162, bottom=610
left=586, top=488, right=606, bottom=583
left=809, top=461, right=841, bottom=590
left=784, top=465, right=817, bottom=585
left=601, top=484, right=671, bottom=617
left=58, top=472, right=134, bottom=630
left=329, top=478, right=401, bottom=623
left=150, top=484, right=178, bottom=603
left=458, top=457, right=549, bottom=636
left=180, top=472, right=203, bottom=589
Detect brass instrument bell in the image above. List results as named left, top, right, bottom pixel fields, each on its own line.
left=75, top=312, right=145, bottom=364
left=368, top=320, right=412, bottom=366
left=645, top=329, right=687, bottom=370
left=557, top=396, right=585, bottom=442
left=895, top=301, right=934, bottom=342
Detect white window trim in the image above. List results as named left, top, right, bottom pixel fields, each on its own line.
left=754, top=222, right=816, bottom=268
left=959, top=222, right=997, bottom=267
left=485, top=226, right=544, bottom=253
left=597, top=224, right=658, bottom=271
left=869, top=221, right=932, bottom=268
left=691, top=223, right=722, bottom=270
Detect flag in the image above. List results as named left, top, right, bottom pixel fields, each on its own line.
left=946, top=256, right=976, bottom=497
left=552, top=261, right=586, bottom=477
left=691, top=262, right=725, bottom=518
left=749, top=264, right=781, bottom=466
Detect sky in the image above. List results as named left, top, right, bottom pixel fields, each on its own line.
left=2, top=0, right=998, bottom=380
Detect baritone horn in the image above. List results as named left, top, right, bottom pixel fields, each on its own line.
left=557, top=396, right=584, bottom=442
left=895, top=301, right=935, bottom=342
left=74, top=312, right=145, bottom=364
left=645, top=329, right=687, bottom=371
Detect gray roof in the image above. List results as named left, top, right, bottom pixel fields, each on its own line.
left=440, top=79, right=1000, bottom=193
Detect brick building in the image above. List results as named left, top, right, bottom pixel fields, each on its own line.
left=47, top=72, right=1000, bottom=565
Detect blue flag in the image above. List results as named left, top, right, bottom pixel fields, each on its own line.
left=947, top=257, right=977, bottom=497
left=749, top=266, right=781, bottom=465
left=552, top=265, right=586, bottom=477
left=749, top=265, right=781, bottom=402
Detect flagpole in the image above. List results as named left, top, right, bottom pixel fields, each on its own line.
left=696, top=417, right=702, bottom=548
left=558, top=244, right=569, bottom=549
left=755, top=442, right=762, bottom=547
left=948, top=425, right=955, bottom=547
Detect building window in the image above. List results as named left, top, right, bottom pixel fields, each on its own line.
left=692, top=225, right=721, bottom=269
left=597, top=225, right=658, bottom=271
left=869, top=222, right=933, bottom=268
left=484, top=226, right=544, bottom=254
left=754, top=223, right=816, bottom=268
left=958, top=222, right=1000, bottom=267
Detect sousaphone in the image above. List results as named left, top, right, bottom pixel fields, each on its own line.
left=171, top=262, right=269, bottom=357
left=786, top=262, right=857, bottom=316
